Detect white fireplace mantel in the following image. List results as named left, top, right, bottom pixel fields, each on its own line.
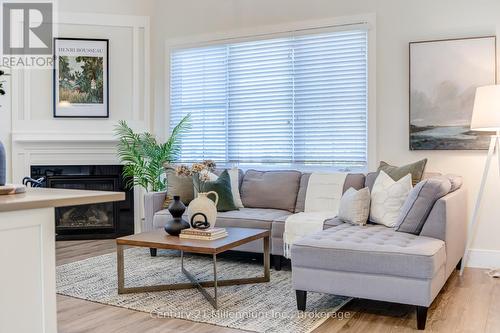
left=12, top=135, right=120, bottom=181
left=11, top=134, right=144, bottom=233
left=11, top=132, right=118, bottom=143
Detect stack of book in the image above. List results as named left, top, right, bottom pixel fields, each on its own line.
left=179, top=227, right=228, bottom=240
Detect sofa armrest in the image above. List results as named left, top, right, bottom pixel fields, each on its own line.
left=143, top=191, right=167, bottom=232
left=420, top=187, right=467, bottom=277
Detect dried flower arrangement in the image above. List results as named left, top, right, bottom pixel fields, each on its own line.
left=173, top=160, right=217, bottom=192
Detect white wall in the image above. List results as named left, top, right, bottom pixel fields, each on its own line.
left=7, top=1, right=152, bottom=164
left=151, top=0, right=500, bottom=267
left=0, top=1, right=154, bottom=232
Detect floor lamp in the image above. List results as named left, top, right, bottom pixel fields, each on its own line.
left=460, top=85, right=500, bottom=276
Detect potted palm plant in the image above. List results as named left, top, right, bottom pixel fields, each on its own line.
left=114, top=114, right=191, bottom=192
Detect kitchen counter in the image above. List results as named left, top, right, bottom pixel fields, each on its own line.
left=0, top=187, right=125, bottom=212
left=0, top=188, right=125, bottom=333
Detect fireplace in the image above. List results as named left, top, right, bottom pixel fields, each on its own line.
left=31, top=165, right=134, bottom=240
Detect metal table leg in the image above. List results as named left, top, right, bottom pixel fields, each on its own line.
left=116, top=235, right=271, bottom=311
left=181, top=251, right=219, bottom=309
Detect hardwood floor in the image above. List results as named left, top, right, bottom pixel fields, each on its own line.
left=56, top=240, right=500, bottom=333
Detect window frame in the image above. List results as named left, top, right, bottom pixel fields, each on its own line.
left=164, top=14, right=377, bottom=172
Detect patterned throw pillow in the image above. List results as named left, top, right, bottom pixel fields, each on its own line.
left=193, top=170, right=238, bottom=212
left=338, top=187, right=371, bottom=226
left=369, top=171, right=412, bottom=227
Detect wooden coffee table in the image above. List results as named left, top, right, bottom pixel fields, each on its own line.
left=116, top=227, right=270, bottom=309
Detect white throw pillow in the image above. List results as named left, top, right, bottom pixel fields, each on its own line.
left=370, top=171, right=412, bottom=227
left=338, top=187, right=371, bottom=225
left=228, top=167, right=244, bottom=208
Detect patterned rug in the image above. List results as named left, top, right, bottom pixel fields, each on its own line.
left=56, top=248, right=350, bottom=333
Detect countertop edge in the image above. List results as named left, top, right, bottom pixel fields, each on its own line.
left=0, top=190, right=126, bottom=213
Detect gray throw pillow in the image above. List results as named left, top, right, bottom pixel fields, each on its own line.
left=241, top=170, right=301, bottom=212
left=378, top=159, right=427, bottom=186
left=165, top=167, right=194, bottom=205
left=396, top=176, right=452, bottom=235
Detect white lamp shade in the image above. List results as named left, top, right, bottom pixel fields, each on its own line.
left=471, top=85, right=500, bottom=131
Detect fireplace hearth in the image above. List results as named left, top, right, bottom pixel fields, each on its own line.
left=31, top=165, right=134, bottom=240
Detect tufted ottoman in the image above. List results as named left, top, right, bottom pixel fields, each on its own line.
left=291, top=223, right=449, bottom=330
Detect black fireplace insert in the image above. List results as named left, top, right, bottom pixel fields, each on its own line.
left=31, top=165, right=134, bottom=240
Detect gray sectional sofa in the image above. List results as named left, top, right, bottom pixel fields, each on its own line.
left=143, top=169, right=466, bottom=330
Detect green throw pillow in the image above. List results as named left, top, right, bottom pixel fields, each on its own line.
left=193, top=170, right=238, bottom=212
left=378, top=159, right=427, bottom=186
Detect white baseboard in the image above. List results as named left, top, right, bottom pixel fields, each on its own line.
left=466, top=249, right=500, bottom=269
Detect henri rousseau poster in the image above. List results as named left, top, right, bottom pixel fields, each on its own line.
left=54, top=38, right=109, bottom=118
left=409, top=36, right=496, bottom=150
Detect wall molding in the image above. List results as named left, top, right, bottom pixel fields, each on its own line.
left=11, top=11, right=151, bottom=136
left=8, top=12, right=150, bottom=233
left=467, top=249, right=500, bottom=269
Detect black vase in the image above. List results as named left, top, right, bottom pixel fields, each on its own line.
left=164, top=196, right=190, bottom=236
left=0, top=140, right=5, bottom=186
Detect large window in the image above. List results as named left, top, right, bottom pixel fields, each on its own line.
left=170, top=29, right=368, bottom=169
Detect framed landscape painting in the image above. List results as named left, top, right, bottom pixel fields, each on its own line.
left=53, top=38, right=109, bottom=118
left=409, top=36, right=497, bottom=150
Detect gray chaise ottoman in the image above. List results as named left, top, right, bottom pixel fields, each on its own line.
left=291, top=185, right=466, bottom=330
left=291, top=222, right=459, bottom=330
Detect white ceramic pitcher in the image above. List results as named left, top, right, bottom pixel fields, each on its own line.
left=187, top=191, right=219, bottom=228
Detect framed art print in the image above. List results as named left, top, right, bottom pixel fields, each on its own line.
left=409, top=36, right=497, bottom=150
left=53, top=38, right=109, bottom=118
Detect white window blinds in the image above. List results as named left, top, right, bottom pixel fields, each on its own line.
left=170, top=29, right=368, bottom=168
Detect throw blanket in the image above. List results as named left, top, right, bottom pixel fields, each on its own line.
left=283, top=172, right=347, bottom=258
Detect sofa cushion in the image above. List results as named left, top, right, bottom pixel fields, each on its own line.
left=241, top=170, right=301, bottom=212
left=153, top=209, right=188, bottom=229
left=294, top=173, right=311, bottom=213
left=154, top=207, right=290, bottom=230
left=365, top=172, right=378, bottom=191
left=291, top=223, right=446, bottom=279
left=214, top=168, right=245, bottom=190
left=294, top=173, right=365, bottom=213
left=344, top=173, right=366, bottom=193
left=216, top=208, right=291, bottom=230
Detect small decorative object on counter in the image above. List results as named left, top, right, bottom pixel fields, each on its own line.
left=163, top=195, right=190, bottom=236
left=0, top=184, right=26, bottom=195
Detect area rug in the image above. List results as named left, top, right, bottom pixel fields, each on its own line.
left=56, top=248, right=351, bottom=333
